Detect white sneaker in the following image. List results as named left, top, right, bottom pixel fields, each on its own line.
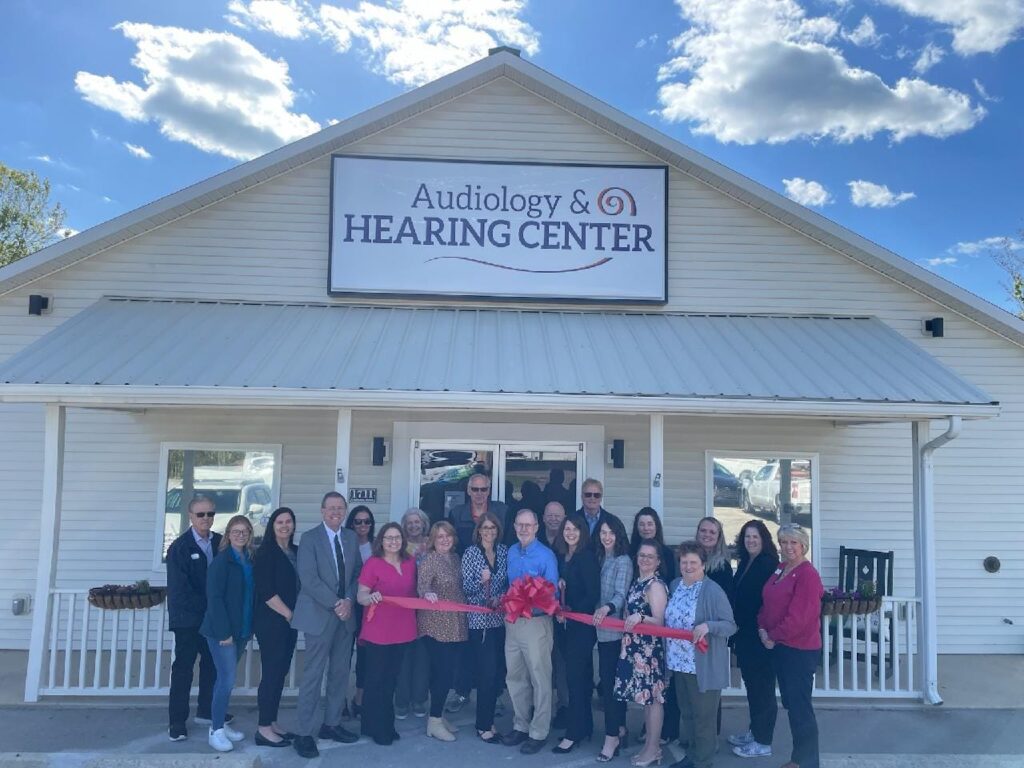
left=727, top=730, right=754, bottom=747
left=222, top=723, right=245, bottom=742
left=732, top=741, right=772, bottom=758
left=209, top=728, right=234, bottom=752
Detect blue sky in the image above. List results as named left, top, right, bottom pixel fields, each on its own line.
left=2, top=0, right=1022, bottom=314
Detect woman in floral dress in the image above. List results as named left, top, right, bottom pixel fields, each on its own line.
left=615, top=541, right=669, bottom=767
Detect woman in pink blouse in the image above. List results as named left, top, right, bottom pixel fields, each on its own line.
left=356, top=522, right=418, bottom=746
left=417, top=521, right=469, bottom=741
left=757, top=524, right=823, bottom=768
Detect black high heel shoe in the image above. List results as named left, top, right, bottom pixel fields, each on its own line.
left=552, top=740, right=578, bottom=754
left=596, top=743, right=621, bottom=762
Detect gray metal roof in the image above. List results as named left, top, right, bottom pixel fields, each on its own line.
left=0, top=298, right=993, bottom=408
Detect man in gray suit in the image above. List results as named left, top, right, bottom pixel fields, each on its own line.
left=291, top=492, right=362, bottom=759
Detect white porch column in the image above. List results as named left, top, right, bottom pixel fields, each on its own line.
left=913, top=417, right=960, bottom=705
left=649, top=414, right=664, bottom=512
left=335, top=409, right=353, bottom=500
left=25, top=405, right=65, bottom=702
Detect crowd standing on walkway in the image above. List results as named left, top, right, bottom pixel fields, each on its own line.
left=166, top=473, right=824, bottom=768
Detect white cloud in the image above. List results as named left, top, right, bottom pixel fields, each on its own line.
left=912, top=42, right=945, bottom=74
left=848, top=179, right=916, bottom=207
left=951, top=236, right=1024, bottom=256
left=843, top=16, right=880, bottom=47
left=973, top=78, right=999, bottom=102
left=656, top=0, right=984, bottom=145
left=925, top=256, right=957, bottom=266
left=637, top=33, right=660, bottom=48
left=782, top=177, right=832, bottom=206
left=879, top=0, right=1024, bottom=55
left=317, top=0, right=541, bottom=87
left=123, top=142, right=152, bottom=159
left=31, top=154, right=53, bottom=164
left=75, top=22, right=320, bottom=160
left=226, top=0, right=318, bottom=39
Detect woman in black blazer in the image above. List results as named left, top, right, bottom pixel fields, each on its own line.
left=253, top=507, right=300, bottom=748
left=200, top=515, right=256, bottom=752
left=728, top=519, right=780, bottom=757
left=552, top=514, right=601, bottom=754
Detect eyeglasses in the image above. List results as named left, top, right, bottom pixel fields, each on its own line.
left=353, top=518, right=372, bottom=525
left=480, top=524, right=498, bottom=531
left=583, top=492, right=602, bottom=499
left=381, top=535, right=403, bottom=542
left=514, top=522, right=537, bottom=529
left=469, top=486, right=490, bottom=493
left=193, top=511, right=215, bottom=519
left=228, top=529, right=249, bottom=537
left=637, top=553, right=659, bottom=560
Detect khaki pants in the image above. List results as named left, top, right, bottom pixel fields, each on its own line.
left=675, top=671, right=721, bottom=768
left=505, top=615, right=554, bottom=740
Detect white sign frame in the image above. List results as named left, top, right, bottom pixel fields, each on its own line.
left=329, top=155, right=668, bottom=303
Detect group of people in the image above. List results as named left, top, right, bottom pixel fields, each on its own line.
left=166, top=474, right=824, bottom=768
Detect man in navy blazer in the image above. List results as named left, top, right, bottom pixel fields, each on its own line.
left=577, top=478, right=615, bottom=549
left=166, top=495, right=223, bottom=742
left=291, top=492, right=363, bottom=758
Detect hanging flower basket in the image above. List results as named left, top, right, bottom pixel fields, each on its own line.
left=88, top=582, right=167, bottom=610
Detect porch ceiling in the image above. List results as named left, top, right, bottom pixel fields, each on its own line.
left=0, top=298, right=997, bottom=418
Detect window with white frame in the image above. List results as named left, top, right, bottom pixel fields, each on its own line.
left=709, top=455, right=816, bottom=560
left=157, top=443, right=282, bottom=563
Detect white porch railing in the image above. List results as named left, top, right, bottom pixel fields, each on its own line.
left=723, top=596, right=922, bottom=700
left=36, top=589, right=922, bottom=700
left=36, top=589, right=300, bottom=697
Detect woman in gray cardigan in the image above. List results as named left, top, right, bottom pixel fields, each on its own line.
left=664, top=540, right=736, bottom=768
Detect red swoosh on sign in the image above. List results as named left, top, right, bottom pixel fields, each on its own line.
left=424, top=256, right=612, bottom=273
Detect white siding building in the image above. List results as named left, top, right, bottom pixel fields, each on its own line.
left=0, top=49, right=1020, bottom=703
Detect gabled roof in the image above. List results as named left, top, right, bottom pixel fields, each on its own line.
left=0, top=298, right=997, bottom=419
left=3, top=50, right=1022, bottom=348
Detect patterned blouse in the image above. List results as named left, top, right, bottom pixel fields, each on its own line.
left=665, top=578, right=703, bottom=674
left=461, top=544, right=509, bottom=630
left=416, top=550, right=468, bottom=642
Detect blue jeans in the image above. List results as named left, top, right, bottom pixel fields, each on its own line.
left=207, top=638, right=244, bottom=730
left=772, top=644, right=819, bottom=768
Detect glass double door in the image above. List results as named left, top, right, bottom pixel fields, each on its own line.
left=415, top=440, right=584, bottom=523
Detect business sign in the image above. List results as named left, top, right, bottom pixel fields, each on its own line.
left=329, top=156, right=667, bottom=302
left=349, top=487, right=378, bottom=503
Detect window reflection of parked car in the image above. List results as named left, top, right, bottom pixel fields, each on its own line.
left=712, top=461, right=742, bottom=507
left=164, top=482, right=272, bottom=548
left=742, top=461, right=810, bottom=521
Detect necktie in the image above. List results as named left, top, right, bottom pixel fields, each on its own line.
left=334, top=534, right=346, bottom=598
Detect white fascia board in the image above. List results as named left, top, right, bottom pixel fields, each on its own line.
left=0, top=384, right=999, bottom=421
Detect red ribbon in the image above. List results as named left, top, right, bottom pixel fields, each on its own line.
left=367, top=575, right=708, bottom=653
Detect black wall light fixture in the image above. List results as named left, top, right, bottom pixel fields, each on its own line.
left=607, top=439, right=625, bottom=469
left=28, top=295, right=50, bottom=316
left=371, top=437, right=390, bottom=466
left=924, top=317, right=944, bottom=337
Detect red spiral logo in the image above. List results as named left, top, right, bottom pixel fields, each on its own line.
left=596, top=186, right=637, bottom=216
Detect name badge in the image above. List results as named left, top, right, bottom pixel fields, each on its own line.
left=191, top=553, right=200, bottom=560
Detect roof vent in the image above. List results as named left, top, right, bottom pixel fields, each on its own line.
left=488, top=46, right=521, bottom=57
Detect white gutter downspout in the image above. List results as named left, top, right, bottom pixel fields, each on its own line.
left=913, top=416, right=962, bottom=705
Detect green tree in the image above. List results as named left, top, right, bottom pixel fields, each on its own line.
left=991, top=231, right=1024, bottom=319
left=0, top=162, right=69, bottom=267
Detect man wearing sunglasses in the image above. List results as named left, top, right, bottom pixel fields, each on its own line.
left=447, top=472, right=507, bottom=553
left=577, top=478, right=614, bottom=549
left=166, top=495, right=225, bottom=742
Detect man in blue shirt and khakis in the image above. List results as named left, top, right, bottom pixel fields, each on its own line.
left=502, top=508, right=560, bottom=754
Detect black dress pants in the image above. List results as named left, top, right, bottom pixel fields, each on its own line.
left=737, top=640, right=778, bottom=745
left=255, top=618, right=298, bottom=727
left=597, top=639, right=626, bottom=737
left=423, top=636, right=460, bottom=717
left=169, top=626, right=216, bottom=726
left=362, top=641, right=409, bottom=742
left=470, top=626, right=506, bottom=731
left=773, top=644, right=819, bottom=768
left=558, top=621, right=596, bottom=742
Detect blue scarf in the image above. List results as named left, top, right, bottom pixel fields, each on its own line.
left=230, top=547, right=254, bottom=641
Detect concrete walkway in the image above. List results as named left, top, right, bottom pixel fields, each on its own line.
left=0, top=699, right=1020, bottom=768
